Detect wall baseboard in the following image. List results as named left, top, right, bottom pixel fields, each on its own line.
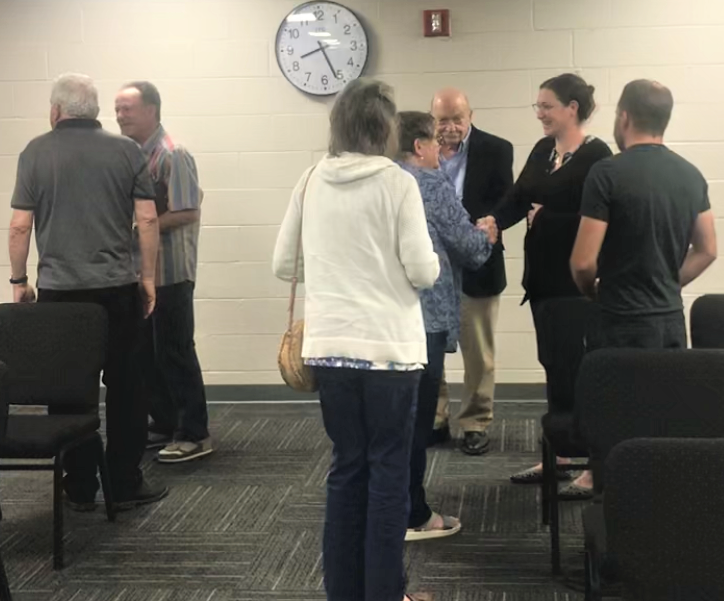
left=99, top=383, right=545, bottom=403
left=203, top=383, right=545, bottom=402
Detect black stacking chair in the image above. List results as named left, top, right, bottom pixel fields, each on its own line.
left=0, top=361, right=13, bottom=601
left=532, top=297, right=601, bottom=575
left=587, top=438, right=724, bottom=601
left=690, top=294, right=724, bottom=348
left=0, top=303, right=116, bottom=570
left=576, top=349, right=724, bottom=600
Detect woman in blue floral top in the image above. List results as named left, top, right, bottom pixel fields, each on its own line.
left=396, top=112, right=497, bottom=541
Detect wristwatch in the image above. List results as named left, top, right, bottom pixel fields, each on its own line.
left=9, top=275, right=28, bottom=285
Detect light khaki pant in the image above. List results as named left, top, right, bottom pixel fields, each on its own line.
left=435, top=294, right=500, bottom=432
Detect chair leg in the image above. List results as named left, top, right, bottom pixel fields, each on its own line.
left=585, top=548, right=602, bottom=601
left=547, top=441, right=562, bottom=576
left=0, top=546, right=12, bottom=601
left=95, top=435, right=116, bottom=523
left=53, top=455, right=64, bottom=570
left=541, top=437, right=550, bottom=526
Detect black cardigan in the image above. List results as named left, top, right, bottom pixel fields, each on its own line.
left=492, top=136, right=613, bottom=303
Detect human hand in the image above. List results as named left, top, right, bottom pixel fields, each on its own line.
left=139, top=278, right=156, bottom=319
left=476, top=215, right=498, bottom=245
left=13, top=283, right=36, bottom=303
left=527, top=203, right=543, bottom=228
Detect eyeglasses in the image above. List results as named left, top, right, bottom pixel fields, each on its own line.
left=531, top=103, right=560, bottom=113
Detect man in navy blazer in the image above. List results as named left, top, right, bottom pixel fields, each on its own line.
left=431, top=88, right=514, bottom=455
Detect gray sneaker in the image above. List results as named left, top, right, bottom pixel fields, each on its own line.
left=157, top=438, right=214, bottom=464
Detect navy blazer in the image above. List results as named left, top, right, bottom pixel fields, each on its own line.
left=460, top=126, right=515, bottom=298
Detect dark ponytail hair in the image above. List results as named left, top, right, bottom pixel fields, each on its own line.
left=540, top=73, right=596, bottom=122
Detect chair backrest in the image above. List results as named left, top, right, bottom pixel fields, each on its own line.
left=0, top=303, right=107, bottom=410
left=577, top=348, right=724, bottom=489
left=690, top=294, right=724, bottom=349
left=605, top=438, right=724, bottom=600
left=0, top=361, right=7, bottom=438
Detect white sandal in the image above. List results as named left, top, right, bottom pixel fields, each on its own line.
left=405, top=512, right=461, bottom=541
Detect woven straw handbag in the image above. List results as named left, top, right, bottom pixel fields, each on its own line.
left=277, top=169, right=318, bottom=393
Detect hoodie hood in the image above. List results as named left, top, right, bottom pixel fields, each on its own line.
left=315, top=153, right=397, bottom=184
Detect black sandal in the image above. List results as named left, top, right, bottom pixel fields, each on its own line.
left=510, top=466, right=573, bottom=484
left=559, top=482, right=593, bottom=501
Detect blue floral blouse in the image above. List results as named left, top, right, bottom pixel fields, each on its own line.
left=399, top=163, right=493, bottom=351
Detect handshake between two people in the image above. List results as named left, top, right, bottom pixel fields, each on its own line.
left=474, top=203, right=544, bottom=245
left=476, top=215, right=499, bottom=245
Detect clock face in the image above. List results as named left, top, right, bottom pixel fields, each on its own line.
left=276, top=2, right=369, bottom=96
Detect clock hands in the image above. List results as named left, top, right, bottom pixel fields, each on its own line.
left=317, top=41, right=340, bottom=79
left=299, top=41, right=342, bottom=79
left=300, top=45, right=324, bottom=59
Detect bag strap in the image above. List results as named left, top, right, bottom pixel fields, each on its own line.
left=287, top=166, right=316, bottom=332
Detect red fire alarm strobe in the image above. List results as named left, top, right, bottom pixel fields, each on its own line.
left=423, top=9, right=451, bottom=37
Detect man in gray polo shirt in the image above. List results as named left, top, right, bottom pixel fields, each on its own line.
left=8, top=73, right=167, bottom=510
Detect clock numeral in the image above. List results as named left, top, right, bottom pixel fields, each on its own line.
left=293, top=61, right=300, bottom=71
left=290, top=28, right=300, bottom=39
left=344, top=24, right=351, bottom=35
left=305, top=72, right=312, bottom=83
left=286, top=45, right=294, bottom=56
left=347, top=58, right=354, bottom=67
left=313, top=9, right=324, bottom=21
left=322, top=75, right=329, bottom=86
left=336, top=70, right=343, bottom=80
left=333, top=11, right=340, bottom=23
left=350, top=41, right=358, bottom=51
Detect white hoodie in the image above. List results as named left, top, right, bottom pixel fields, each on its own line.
left=273, top=153, right=440, bottom=365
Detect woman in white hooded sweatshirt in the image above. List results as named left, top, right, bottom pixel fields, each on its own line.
left=273, top=79, right=439, bottom=601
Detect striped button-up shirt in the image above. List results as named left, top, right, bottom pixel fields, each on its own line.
left=140, top=126, right=202, bottom=286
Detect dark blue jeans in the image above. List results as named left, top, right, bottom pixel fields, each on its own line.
left=409, top=332, right=448, bottom=528
left=314, top=367, right=421, bottom=601
left=145, top=281, right=209, bottom=442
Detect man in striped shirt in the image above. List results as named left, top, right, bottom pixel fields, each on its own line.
left=115, top=81, right=212, bottom=463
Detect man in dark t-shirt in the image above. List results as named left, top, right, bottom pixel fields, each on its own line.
left=9, top=73, right=168, bottom=510
left=571, top=79, right=717, bottom=348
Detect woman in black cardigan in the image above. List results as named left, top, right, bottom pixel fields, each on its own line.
left=486, top=74, right=612, bottom=497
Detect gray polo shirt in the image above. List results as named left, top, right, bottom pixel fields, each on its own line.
left=11, top=119, right=155, bottom=291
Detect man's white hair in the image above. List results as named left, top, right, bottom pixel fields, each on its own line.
left=50, top=73, right=100, bottom=119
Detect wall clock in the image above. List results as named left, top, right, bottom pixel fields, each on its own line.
left=276, top=2, right=370, bottom=96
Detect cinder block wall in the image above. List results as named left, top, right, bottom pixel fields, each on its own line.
left=0, top=0, right=722, bottom=385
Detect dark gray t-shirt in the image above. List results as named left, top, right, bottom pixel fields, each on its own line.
left=581, top=144, right=710, bottom=316
left=11, top=119, right=155, bottom=290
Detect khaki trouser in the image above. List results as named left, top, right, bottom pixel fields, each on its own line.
left=435, top=294, right=500, bottom=432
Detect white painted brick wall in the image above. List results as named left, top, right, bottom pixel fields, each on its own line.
left=0, top=0, right=722, bottom=385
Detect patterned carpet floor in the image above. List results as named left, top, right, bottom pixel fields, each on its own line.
left=0, top=401, right=589, bottom=601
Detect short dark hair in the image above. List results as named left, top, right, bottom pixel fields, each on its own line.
left=540, top=73, right=596, bottom=122
left=329, top=79, right=397, bottom=157
left=123, top=80, right=162, bottom=122
left=617, top=79, right=674, bottom=136
left=396, top=111, right=435, bottom=158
